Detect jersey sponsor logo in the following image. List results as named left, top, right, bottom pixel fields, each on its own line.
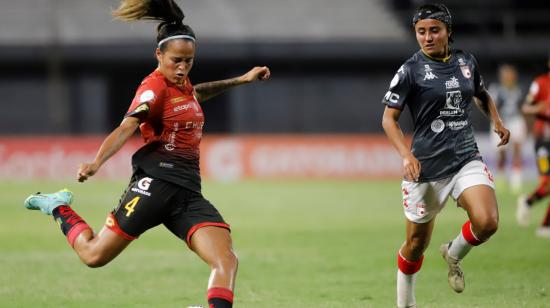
left=173, top=104, right=192, bottom=112
left=131, top=177, right=153, bottom=196
left=137, top=177, right=152, bottom=190
left=445, top=76, right=460, bottom=89
left=384, top=91, right=400, bottom=104
left=446, top=120, right=468, bottom=130
left=170, top=96, right=185, bottom=104
left=440, top=90, right=464, bottom=117
left=159, top=162, right=174, bottom=168
left=165, top=123, right=179, bottom=151
left=423, top=64, right=437, bottom=80
left=431, top=119, right=445, bottom=133
left=185, top=121, right=205, bottom=130
left=139, top=90, right=155, bottom=103
left=460, top=65, right=471, bottom=79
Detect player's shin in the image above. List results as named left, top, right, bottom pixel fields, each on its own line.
left=397, top=250, right=423, bottom=308
left=52, top=206, right=92, bottom=247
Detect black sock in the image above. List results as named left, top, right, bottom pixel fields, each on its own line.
left=52, top=205, right=90, bottom=246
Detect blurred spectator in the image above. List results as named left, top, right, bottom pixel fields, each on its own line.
left=488, top=64, right=526, bottom=192
left=516, top=54, right=550, bottom=237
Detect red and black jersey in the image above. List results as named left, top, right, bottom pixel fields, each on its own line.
left=125, top=70, right=204, bottom=192
left=529, top=74, right=550, bottom=140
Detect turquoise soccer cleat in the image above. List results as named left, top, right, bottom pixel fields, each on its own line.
left=24, top=189, right=73, bottom=215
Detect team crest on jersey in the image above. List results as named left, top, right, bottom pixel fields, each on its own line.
left=423, top=64, right=437, bottom=80
left=445, top=77, right=460, bottom=89
left=139, top=90, right=155, bottom=103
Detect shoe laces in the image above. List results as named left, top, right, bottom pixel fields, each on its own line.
left=448, top=255, right=463, bottom=278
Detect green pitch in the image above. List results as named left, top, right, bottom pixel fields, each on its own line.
left=1, top=179, right=548, bottom=307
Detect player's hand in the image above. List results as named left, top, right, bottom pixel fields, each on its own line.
left=493, top=121, right=510, bottom=147
left=403, top=153, right=421, bottom=182
left=240, top=66, right=271, bottom=83
left=77, top=162, right=100, bottom=182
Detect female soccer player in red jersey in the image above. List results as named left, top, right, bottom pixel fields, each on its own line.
left=24, top=1, right=270, bottom=307
left=381, top=4, right=509, bottom=307
left=517, top=54, right=550, bottom=238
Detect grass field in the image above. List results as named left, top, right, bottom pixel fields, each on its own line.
left=1, top=179, right=549, bottom=307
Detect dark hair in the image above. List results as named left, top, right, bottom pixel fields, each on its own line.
left=112, top=0, right=196, bottom=50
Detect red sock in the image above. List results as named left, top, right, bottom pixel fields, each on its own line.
left=397, top=251, right=424, bottom=275
left=462, top=220, right=483, bottom=246
left=52, top=206, right=91, bottom=247
left=527, top=176, right=550, bottom=205
left=542, top=204, right=550, bottom=227
left=207, top=287, right=233, bottom=308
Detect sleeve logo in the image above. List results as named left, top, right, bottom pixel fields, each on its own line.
left=139, top=90, right=155, bottom=103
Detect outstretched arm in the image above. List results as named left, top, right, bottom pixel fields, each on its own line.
left=382, top=106, right=420, bottom=182
left=194, top=66, right=270, bottom=103
left=77, top=116, right=140, bottom=182
left=474, top=89, right=510, bottom=147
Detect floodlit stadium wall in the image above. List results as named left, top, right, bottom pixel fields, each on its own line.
left=0, top=135, right=536, bottom=181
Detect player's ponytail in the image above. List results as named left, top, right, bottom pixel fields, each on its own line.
left=112, top=0, right=196, bottom=50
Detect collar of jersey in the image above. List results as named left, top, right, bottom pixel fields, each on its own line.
left=421, top=49, right=452, bottom=63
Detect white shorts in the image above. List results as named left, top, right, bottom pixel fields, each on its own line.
left=490, top=116, right=527, bottom=146
left=401, top=160, right=495, bottom=223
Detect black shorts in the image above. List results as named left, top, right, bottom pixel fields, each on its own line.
left=535, top=140, right=550, bottom=176
left=105, top=171, right=229, bottom=245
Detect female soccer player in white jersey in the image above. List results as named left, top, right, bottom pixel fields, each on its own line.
left=381, top=4, right=510, bottom=307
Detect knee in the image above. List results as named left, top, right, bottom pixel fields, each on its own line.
left=82, top=254, right=110, bottom=268
left=404, top=237, right=429, bottom=259
left=212, top=250, right=238, bottom=273
left=474, top=216, right=499, bottom=240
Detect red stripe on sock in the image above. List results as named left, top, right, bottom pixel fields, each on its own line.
left=397, top=251, right=424, bottom=275
left=207, top=287, right=234, bottom=303
left=67, top=222, right=91, bottom=247
left=462, top=220, right=482, bottom=246
left=536, top=176, right=550, bottom=196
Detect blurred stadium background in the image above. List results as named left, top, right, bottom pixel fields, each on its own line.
left=1, top=1, right=549, bottom=307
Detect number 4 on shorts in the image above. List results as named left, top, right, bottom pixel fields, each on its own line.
left=124, top=196, right=140, bottom=217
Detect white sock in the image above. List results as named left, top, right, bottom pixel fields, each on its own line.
left=510, top=168, right=522, bottom=192
left=397, top=269, right=416, bottom=308
left=448, top=232, right=473, bottom=260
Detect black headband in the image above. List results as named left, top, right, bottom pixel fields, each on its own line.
left=412, top=4, right=452, bottom=31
